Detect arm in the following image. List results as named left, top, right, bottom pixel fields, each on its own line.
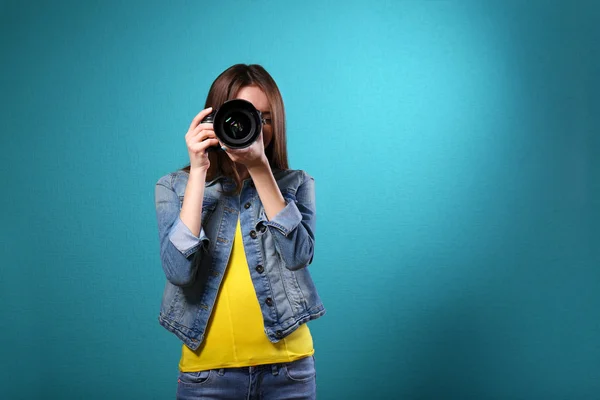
left=249, top=161, right=316, bottom=271
left=154, top=170, right=211, bottom=287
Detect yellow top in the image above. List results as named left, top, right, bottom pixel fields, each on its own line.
left=179, top=216, right=314, bottom=372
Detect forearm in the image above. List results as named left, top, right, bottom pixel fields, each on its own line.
left=179, top=168, right=208, bottom=237
left=248, top=162, right=316, bottom=270
left=248, top=157, right=286, bottom=221
left=155, top=170, right=209, bottom=287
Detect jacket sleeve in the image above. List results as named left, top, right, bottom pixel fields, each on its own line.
left=154, top=176, right=210, bottom=287
left=262, top=172, right=316, bottom=271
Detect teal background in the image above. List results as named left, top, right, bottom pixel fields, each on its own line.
left=1, top=0, right=598, bottom=399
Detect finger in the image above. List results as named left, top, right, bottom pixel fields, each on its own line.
left=188, top=107, right=213, bottom=131
left=188, top=130, right=216, bottom=146
left=190, top=138, right=220, bottom=153
left=187, top=137, right=218, bottom=150
left=194, top=122, right=214, bottom=133
left=219, top=143, right=244, bottom=153
left=192, top=123, right=216, bottom=137
left=191, top=127, right=216, bottom=140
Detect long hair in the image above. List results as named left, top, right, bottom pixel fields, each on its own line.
left=180, top=64, right=289, bottom=195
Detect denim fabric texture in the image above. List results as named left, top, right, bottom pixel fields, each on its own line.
left=154, top=167, right=326, bottom=350
left=176, top=355, right=317, bottom=400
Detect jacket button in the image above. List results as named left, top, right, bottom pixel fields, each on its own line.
left=244, top=202, right=251, bottom=209
left=255, top=265, right=264, bottom=273
left=259, top=224, right=266, bottom=233
left=250, top=230, right=257, bottom=239
left=265, top=297, right=273, bottom=306
left=275, top=330, right=283, bottom=338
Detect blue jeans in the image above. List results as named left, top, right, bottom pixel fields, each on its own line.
left=176, top=355, right=317, bottom=399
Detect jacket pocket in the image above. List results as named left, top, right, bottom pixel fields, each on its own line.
left=161, top=282, right=184, bottom=320
left=179, top=195, right=218, bottom=225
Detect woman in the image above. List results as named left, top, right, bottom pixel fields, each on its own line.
left=154, top=64, right=326, bottom=399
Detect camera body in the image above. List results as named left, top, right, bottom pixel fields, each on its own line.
left=201, top=99, right=266, bottom=150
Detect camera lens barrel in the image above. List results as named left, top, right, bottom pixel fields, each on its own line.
left=201, top=99, right=263, bottom=149
left=201, top=113, right=215, bottom=124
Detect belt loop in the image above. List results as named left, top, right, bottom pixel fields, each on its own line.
left=271, top=363, right=279, bottom=376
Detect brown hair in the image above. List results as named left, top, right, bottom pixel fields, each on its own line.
left=180, top=64, right=290, bottom=195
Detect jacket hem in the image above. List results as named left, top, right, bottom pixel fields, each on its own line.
left=266, top=304, right=327, bottom=343
left=158, top=313, right=204, bottom=351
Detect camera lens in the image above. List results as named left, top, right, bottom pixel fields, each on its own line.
left=223, top=111, right=252, bottom=139
left=212, top=99, right=262, bottom=149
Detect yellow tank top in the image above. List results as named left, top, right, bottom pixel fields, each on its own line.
left=179, top=216, right=314, bottom=372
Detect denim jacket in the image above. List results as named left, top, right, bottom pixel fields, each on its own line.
left=154, top=167, right=326, bottom=351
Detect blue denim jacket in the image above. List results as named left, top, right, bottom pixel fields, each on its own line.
left=154, top=167, right=326, bottom=351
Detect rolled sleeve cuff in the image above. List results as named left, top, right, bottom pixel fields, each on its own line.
left=169, top=216, right=210, bottom=257
left=263, top=198, right=303, bottom=237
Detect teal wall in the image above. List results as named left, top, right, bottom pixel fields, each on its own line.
left=1, top=0, right=598, bottom=398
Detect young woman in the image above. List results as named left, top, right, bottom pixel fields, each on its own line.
left=154, top=64, right=326, bottom=399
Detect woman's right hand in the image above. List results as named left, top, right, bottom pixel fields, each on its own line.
left=186, top=107, right=220, bottom=171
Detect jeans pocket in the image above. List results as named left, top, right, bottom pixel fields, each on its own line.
left=283, top=356, right=316, bottom=382
left=178, top=369, right=212, bottom=385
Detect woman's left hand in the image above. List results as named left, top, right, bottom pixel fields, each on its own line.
left=220, top=129, right=267, bottom=168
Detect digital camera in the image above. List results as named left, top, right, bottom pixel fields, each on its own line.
left=201, top=99, right=267, bottom=150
